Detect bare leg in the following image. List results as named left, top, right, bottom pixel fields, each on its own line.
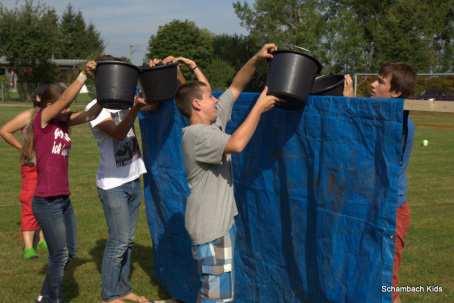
left=121, top=292, right=150, bottom=303
left=39, top=230, right=46, bottom=242
left=22, top=230, right=35, bottom=249
left=102, top=299, right=125, bottom=303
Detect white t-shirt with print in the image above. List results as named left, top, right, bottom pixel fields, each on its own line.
left=86, top=99, right=147, bottom=190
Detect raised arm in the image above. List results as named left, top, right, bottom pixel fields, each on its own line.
left=40, top=61, right=96, bottom=128
left=68, top=101, right=103, bottom=126
left=0, top=108, right=34, bottom=150
left=95, top=97, right=147, bottom=140
left=176, top=66, right=187, bottom=85
left=229, top=43, right=277, bottom=100
left=174, top=57, right=211, bottom=90
left=224, top=87, right=277, bottom=153
left=343, top=74, right=354, bottom=97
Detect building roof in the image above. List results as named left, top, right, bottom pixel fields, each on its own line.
left=0, top=56, right=85, bottom=67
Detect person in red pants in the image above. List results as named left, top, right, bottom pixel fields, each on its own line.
left=0, top=87, right=48, bottom=259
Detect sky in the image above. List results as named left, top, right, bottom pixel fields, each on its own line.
left=2, top=0, right=253, bottom=64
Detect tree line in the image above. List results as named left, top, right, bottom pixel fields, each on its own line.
left=0, top=1, right=103, bottom=96
left=1, top=0, right=452, bottom=95
left=147, top=0, right=453, bottom=90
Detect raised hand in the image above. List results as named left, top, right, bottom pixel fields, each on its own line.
left=162, top=56, right=176, bottom=64
left=175, top=57, right=197, bottom=70
left=343, top=74, right=354, bottom=97
left=84, top=60, right=96, bottom=77
left=133, top=96, right=147, bottom=110
left=256, top=43, right=278, bottom=61
left=256, top=86, right=278, bottom=112
left=148, top=58, right=162, bottom=68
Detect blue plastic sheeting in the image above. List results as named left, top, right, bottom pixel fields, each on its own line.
left=139, top=94, right=404, bottom=303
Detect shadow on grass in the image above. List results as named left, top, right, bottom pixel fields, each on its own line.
left=89, top=239, right=170, bottom=300
left=39, top=257, right=91, bottom=302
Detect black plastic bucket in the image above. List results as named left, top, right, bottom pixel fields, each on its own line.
left=266, top=50, right=322, bottom=109
left=95, top=60, right=139, bottom=109
left=139, top=63, right=178, bottom=102
left=311, top=74, right=344, bottom=96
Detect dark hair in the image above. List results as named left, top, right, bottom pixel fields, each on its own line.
left=379, top=62, right=416, bottom=98
left=20, top=121, right=35, bottom=165
left=39, top=83, right=66, bottom=107
left=31, top=84, right=49, bottom=108
left=21, top=83, right=65, bottom=164
left=175, top=81, right=208, bottom=118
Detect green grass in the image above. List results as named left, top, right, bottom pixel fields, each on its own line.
left=0, top=106, right=453, bottom=302
left=0, top=105, right=167, bottom=302
left=399, top=111, right=454, bottom=302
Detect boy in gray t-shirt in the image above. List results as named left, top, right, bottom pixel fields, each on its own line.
left=175, top=43, right=278, bottom=302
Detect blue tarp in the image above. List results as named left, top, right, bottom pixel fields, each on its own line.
left=139, top=94, right=404, bottom=303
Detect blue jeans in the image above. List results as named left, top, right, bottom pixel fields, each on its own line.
left=97, top=178, right=142, bottom=301
left=32, top=195, right=77, bottom=303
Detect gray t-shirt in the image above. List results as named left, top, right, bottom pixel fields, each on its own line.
left=182, top=89, right=238, bottom=245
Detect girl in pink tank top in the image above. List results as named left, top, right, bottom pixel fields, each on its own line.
left=31, top=61, right=103, bottom=303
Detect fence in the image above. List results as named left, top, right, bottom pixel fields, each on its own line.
left=2, top=73, right=454, bottom=112
left=353, top=73, right=454, bottom=99
left=0, top=80, right=39, bottom=103
left=0, top=80, right=93, bottom=103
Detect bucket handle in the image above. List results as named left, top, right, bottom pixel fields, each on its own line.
left=286, top=44, right=312, bottom=53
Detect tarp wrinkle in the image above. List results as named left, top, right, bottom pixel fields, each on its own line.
left=139, top=94, right=403, bottom=303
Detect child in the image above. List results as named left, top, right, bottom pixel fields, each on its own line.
left=175, top=43, right=278, bottom=302
left=345, top=63, right=416, bottom=303
left=85, top=55, right=150, bottom=303
left=0, top=86, right=48, bottom=259
left=33, top=61, right=102, bottom=303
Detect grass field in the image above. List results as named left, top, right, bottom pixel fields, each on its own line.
left=0, top=103, right=167, bottom=302
left=0, top=104, right=453, bottom=302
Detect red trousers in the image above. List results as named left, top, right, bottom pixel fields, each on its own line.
left=392, top=201, right=411, bottom=300
left=19, top=164, right=40, bottom=231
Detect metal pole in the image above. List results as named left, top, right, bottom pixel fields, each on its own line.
left=1, top=82, right=4, bottom=102
left=354, top=74, right=358, bottom=97
left=129, top=44, right=138, bottom=62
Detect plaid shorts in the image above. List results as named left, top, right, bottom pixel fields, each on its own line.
left=192, top=225, right=236, bottom=303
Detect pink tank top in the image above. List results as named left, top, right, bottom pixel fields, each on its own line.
left=33, top=110, right=72, bottom=197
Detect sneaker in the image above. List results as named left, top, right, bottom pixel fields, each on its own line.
left=37, top=240, right=48, bottom=251
left=35, top=294, right=49, bottom=303
left=23, top=247, right=38, bottom=259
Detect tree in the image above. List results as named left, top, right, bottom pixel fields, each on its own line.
left=204, top=58, right=235, bottom=91
left=339, top=0, right=454, bottom=72
left=234, top=0, right=454, bottom=73
left=0, top=1, right=59, bottom=68
left=56, top=4, right=104, bottom=86
left=213, top=34, right=258, bottom=70
left=212, top=34, right=265, bottom=91
left=0, top=0, right=60, bottom=98
left=84, top=23, right=104, bottom=57
left=432, top=4, right=454, bottom=72
left=57, top=4, right=104, bottom=59
left=0, top=1, right=104, bottom=99
left=147, top=20, right=214, bottom=71
left=234, top=0, right=328, bottom=67
left=321, top=4, right=369, bottom=73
